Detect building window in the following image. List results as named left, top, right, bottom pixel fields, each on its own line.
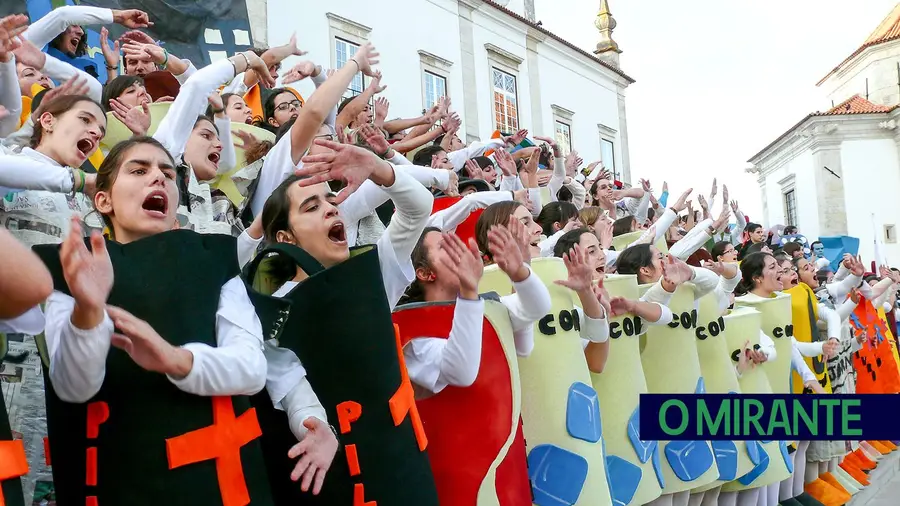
left=492, top=68, right=519, bottom=133
left=334, top=38, right=364, bottom=98
left=783, top=189, right=797, bottom=227
left=423, top=71, right=447, bottom=110
left=555, top=121, right=572, bottom=156
left=600, top=138, right=616, bottom=181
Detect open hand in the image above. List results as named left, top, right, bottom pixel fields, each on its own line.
left=32, top=76, right=90, bottom=123
left=822, top=338, right=839, bottom=359
left=287, top=418, right=338, bottom=495
left=671, top=188, right=693, bottom=213
left=489, top=218, right=530, bottom=278
left=99, top=27, right=120, bottom=70
left=438, top=233, right=483, bottom=299
left=282, top=61, right=318, bottom=84
left=504, top=129, right=528, bottom=146
left=0, top=15, right=28, bottom=58
left=61, top=217, right=113, bottom=316
left=108, top=306, right=193, bottom=378
left=358, top=124, right=390, bottom=156
left=298, top=140, right=393, bottom=203
left=12, top=38, right=46, bottom=70
left=110, top=99, right=151, bottom=136
left=555, top=244, right=593, bottom=293
left=113, top=9, right=152, bottom=29
left=494, top=148, right=517, bottom=177
left=662, top=255, right=693, bottom=286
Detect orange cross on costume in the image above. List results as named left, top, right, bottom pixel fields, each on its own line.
left=167, top=397, right=263, bottom=506
left=0, top=440, right=28, bottom=506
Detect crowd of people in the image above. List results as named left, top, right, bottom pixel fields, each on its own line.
left=1, top=5, right=900, bottom=506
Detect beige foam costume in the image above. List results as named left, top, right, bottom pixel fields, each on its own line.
left=719, top=306, right=793, bottom=492
left=638, top=283, right=720, bottom=493
left=692, top=293, right=756, bottom=491
left=734, top=293, right=793, bottom=395
left=611, top=230, right=667, bottom=255
left=480, top=258, right=613, bottom=506
left=591, top=274, right=663, bottom=505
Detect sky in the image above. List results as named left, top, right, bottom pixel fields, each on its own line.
left=531, top=0, right=900, bottom=219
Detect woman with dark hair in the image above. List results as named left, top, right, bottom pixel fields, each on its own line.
left=475, top=200, right=543, bottom=259
left=241, top=140, right=438, bottom=504
left=536, top=201, right=580, bottom=237
left=149, top=47, right=273, bottom=232
left=33, top=136, right=274, bottom=506
left=552, top=228, right=670, bottom=373
left=710, top=240, right=738, bottom=263
left=400, top=224, right=549, bottom=391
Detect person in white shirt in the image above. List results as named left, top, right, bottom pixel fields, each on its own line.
left=36, top=136, right=272, bottom=505
left=400, top=226, right=551, bottom=395
left=475, top=200, right=544, bottom=260
left=243, top=139, right=432, bottom=496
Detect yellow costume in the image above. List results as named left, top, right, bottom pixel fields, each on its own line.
left=785, top=284, right=832, bottom=394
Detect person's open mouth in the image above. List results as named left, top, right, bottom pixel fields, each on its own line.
left=207, top=152, right=221, bottom=168
left=328, top=222, right=347, bottom=245
left=76, top=138, right=95, bottom=159
left=142, top=190, right=169, bottom=218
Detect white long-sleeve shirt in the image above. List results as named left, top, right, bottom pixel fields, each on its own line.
left=40, top=52, right=103, bottom=103
left=427, top=191, right=513, bottom=232
left=448, top=139, right=505, bottom=172
left=404, top=267, right=551, bottom=394
left=214, top=114, right=236, bottom=175
left=670, top=219, right=714, bottom=261
left=254, top=166, right=432, bottom=440
left=23, top=5, right=113, bottom=50
left=0, top=147, right=77, bottom=194
left=44, top=276, right=267, bottom=403
left=0, top=307, right=45, bottom=335
left=247, top=73, right=333, bottom=219
left=791, top=343, right=818, bottom=384
left=0, top=58, right=21, bottom=137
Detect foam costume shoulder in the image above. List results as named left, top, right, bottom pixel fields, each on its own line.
left=719, top=307, right=793, bottom=493
left=244, top=243, right=439, bottom=506
left=735, top=292, right=793, bottom=394
left=784, top=284, right=832, bottom=394
left=479, top=258, right=613, bottom=506
left=692, top=293, right=756, bottom=488
left=391, top=299, right=531, bottom=506
left=610, top=230, right=667, bottom=256
left=637, top=283, right=719, bottom=493
left=32, top=230, right=274, bottom=506
left=850, top=298, right=900, bottom=394
left=590, top=274, right=662, bottom=506
left=0, top=333, right=27, bottom=506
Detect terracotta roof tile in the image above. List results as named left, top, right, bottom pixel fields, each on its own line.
left=814, top=94, right=897, bottom=116
left=481, top=0, right=635, bottom=84
left=817, top=3, right=900, bottom=85
left=748, top=95, right=899, bottom=162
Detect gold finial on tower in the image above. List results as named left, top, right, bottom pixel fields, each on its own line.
left=594, top=0, right=621, bottom=66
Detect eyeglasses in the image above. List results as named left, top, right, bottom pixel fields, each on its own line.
left=275, top=100, right=302, bottom=112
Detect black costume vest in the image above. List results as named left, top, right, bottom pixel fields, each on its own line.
left=245, top=243, right=438, bottom=506
left=33, top=230, right=273, bottom=506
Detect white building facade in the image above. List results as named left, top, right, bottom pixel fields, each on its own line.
left=748, top=3, right=900, bottom=263
left=247, top=0, right=635, bottom=183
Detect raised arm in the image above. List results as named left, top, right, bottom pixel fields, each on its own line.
left=335, top=70, right=384, bottom=131
left=0, top=228, right=52, bottom=318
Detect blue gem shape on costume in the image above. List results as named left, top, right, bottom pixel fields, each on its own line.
left=652, top=445, right=665, bottom=489
left=627, top=405, right=657, bottom=464
left=528, top=444, right=589, bottom=506
left=746, top=438, right=760, bottom=465
left=695, top=376, right=706, bottom=394
left=738, top=442, right=770, bottom=486
left=780, top=441, right=793, bottom=473
left=665, top=441, right=714, bottom=482
left=711, top=441, right=738, bottom=481
left=566, top=382, right=602, bottom=443
left=606, top=455, right=643, bottom=506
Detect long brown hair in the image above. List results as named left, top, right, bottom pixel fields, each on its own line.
left=29, top=94, right=103, bottom=149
